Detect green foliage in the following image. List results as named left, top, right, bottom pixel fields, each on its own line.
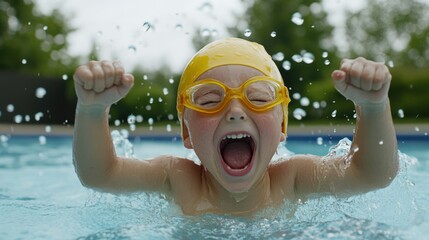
left=228, top=0, right=340, bottom=121
left=344, top=0, right=429, bottom=68
left=0, top=0, right=78, bottom=77
left=110, top=68, right=181, bottom=124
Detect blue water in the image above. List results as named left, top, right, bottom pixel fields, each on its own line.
left=0, top=134, right=428, bottom=239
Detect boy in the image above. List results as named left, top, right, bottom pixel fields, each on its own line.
left=73, top=38, right=398, bottom=215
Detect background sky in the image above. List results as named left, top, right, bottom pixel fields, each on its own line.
left=35, top=0, right=365, bottom=73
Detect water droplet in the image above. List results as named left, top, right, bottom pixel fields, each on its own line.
left=317, top=137, right=323, bottom=145
left=292, top=92, right=301, bottom=100
left=175, top=24, right=183, bottom=31
left=166, top=124, right=172, bottom=132
left=35, top=87, right=47, bottom=99
left=387, top=60, right=394, bottom=68
left=292, top=54, right=303, bottom=63
left=24, top=115, right=30, bottom=122
left=169, top=77, right=174, bottom=84
left=39, top=136, right=47, bottom=145
left=14, top=115, right=23, bottom=124
left=331, top=110, right=337, bottom=118
left=136, top=115, right=143, bottom=123
left=127, top=115, right=136, bottom=124
left=1, top=135, right=9, bottom=145
left=379, top=140, right=384, bottom=145
left=282, top=60, right=291, bottom=71
left=414, top=126, right=420, bottom=132
left=158, top=97, right=163, bottom=103
left=43, top=25, right=48, bottom=31
left=143, top=75, right=148, bottom=80
left=313, top=101, right=320, bottom=109
left=149, top=98, right=154, bottom=104
left=148, top=118, right=154, bottom=125
left=162, top=88, right=169, bottom=95
left=300, top=97, right=310, bottom=106
left=142, top=22, right=152, bottom=32
left=27, top=21, right=31, bottom=25
left=199, top=2, right=213, bottom=12
left=398, top=109, right=404, bottom=118
left=211, top=29, right=218, bottom=37
left=291, top=12, right=304, bottom=25
left=62, top=74, right=68, bottom=80
left=45, top=125, right=51, bottom=133
left=324, top=59, right=330, bottom=65
left=200, top=28, right=211, bottom=37
left=302, top=52, right=315, bottom=64
left=293, top=108, right=306, bottom=120
left=244, top=29, right=252, bottom=37
left=145, top=105, right=152, bottom=111
left=114, top=119, right=121, bottom=126
left=322, top=52, right=328, bottom=58
left=22, top=59, right=27, bottom=64
left=272, top=52, right=284, bottom=61
left=168, top=114, right=174, bottom=120
left=270, top=31, right=277, bottom=37
left=128, top=45, right=137, bottom=53
left=7, top=104, right=14, bottom=112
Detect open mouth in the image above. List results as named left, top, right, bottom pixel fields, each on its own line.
left=219, top=133, right=255, bottom=176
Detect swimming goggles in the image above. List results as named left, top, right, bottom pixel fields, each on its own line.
left=177, top=76, right=290, bottom=114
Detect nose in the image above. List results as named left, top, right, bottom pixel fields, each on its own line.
left=225, top=99, right=248, bottom=122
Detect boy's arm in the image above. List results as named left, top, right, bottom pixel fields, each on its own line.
left=72, top=61, right=190, bottom=194
left=292, top=57, right=399, bottom=198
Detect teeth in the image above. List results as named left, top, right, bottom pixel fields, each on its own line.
left=222, top=133, right=250, bottom=140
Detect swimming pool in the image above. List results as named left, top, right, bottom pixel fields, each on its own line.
left=0, top=132, right=428, bottom=239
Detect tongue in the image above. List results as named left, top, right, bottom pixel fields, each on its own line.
left=222, top=141, right=252, bottom=169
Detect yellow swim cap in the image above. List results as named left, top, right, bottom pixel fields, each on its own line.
left=177, top=38, right=289, bottom=138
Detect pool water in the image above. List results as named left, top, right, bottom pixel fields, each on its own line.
left=0, top=133, right=428, bottom=239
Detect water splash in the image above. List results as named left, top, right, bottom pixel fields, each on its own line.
left=331, top=110, right=337, bottom=118
left=111, top=130, right=135, bottom=158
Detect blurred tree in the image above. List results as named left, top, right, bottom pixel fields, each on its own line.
left=0, top=0, right=80, bottom=125
left=0, top=0, right=78, bottom=76
left=227, top=0, right=339, bottom=122
left=308, top=0, right=429, bottom=121
left=343, top=0, right=429, bottom=67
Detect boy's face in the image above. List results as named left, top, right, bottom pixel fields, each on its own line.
left=183, top=65, right=286, bottom=193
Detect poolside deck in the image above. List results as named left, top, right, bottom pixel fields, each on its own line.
left=1, top=123, right=428, bottom=139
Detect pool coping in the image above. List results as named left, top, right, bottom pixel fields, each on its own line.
left=1, top=123, right=428, bottom=140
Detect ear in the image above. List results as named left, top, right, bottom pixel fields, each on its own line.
left=182, top=121, right=193, bottom=149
